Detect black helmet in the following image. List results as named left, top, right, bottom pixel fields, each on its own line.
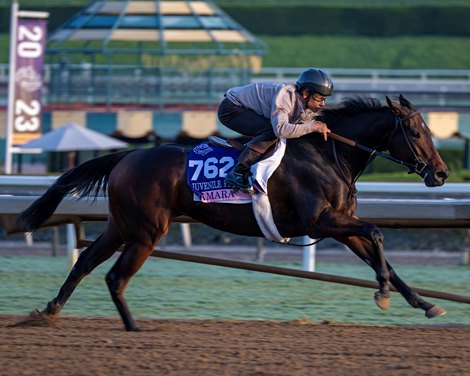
left=295, top=68, right=334, bottom=96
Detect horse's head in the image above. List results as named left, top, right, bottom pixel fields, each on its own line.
left=386, top=95, right=449, bottom=187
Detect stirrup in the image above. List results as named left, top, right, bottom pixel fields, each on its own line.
left=226, top=173, right=255, bottom=194
left=225, top=176, right=251, bottom=190
left=241, top=186, right=256, bottom=195
left=228, top=183, right=256, bottom=195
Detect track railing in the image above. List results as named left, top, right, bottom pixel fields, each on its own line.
left=1, top=176, right=469, bottom=268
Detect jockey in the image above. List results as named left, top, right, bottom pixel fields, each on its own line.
left=218, top=68, right=334, bottom=192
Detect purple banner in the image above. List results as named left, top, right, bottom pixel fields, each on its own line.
left=13, top=18, right=47, bottom=145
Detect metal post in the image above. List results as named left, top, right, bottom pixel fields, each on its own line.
left=461, top=250, right=470, bottom=266
left=51, top=226, right=59, bottom=257
left=461, top=229, right=470, bottom=266
left=255, top=237, right=265, bottom=262
left=25, top=231, right=33, bottom=247
left=66, top=223, right=78, bottom=268
left=180, top=223, right=192, bottom=248
left=302, top=235, right=316, bottom=271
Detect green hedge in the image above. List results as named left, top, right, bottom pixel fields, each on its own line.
left=259, top=35, right=470, bottom=69
left=0, top=5, right=469, bottom=36
left=223, top=6, right=470, bottom=36
left=1, top=34, right=469, bottom=69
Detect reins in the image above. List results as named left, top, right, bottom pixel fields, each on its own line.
left=328, top=131, right=416, bottom=171
left=328, top=111, right=428, bottom=176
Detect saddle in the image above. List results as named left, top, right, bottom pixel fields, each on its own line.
left=208, top=135, right=244, bottom=151
left=208, top=136, right=277, bottom=161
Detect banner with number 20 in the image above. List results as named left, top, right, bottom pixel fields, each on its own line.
left=12, top=18, right=47, bottom=145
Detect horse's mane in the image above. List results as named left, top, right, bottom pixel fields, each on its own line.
left=317, top=96, right=388, bottom=123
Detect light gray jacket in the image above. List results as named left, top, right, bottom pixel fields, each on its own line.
left=225, top=82, right=317, bottom=138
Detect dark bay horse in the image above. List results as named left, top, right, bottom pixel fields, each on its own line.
left=17, top=95, right=449, bottom=331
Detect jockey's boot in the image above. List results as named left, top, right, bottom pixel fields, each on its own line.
left=225, top=163, right=253, bottom=192
left=226, top=143, right=271, bottom=193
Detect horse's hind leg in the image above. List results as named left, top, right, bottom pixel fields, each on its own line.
left=339, top=236, right=446, bottom=318
left=105, top=239, right=161, bottom=332
left=43, top=219, right=123, bottom=317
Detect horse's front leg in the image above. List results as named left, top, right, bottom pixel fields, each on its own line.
left=386, top=261, right=446, bottom=318
left=312, top=209, right=391, bottom=310
left=338, top=236, right=446, bottom=318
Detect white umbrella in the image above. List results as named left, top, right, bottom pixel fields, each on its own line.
left=19, top=123, right=128, bottom=151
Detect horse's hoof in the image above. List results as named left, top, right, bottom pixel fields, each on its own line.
left=10, top=310, right=59, bottom=327
left=126, top=326, right=141, bottom=332
left=374, top=291, right=390, bottom=311
left=34, top=309, right=58, bottom=320
left=44, top=300, right=62, bottom=315
left=426, top=305, right=447, bottom=319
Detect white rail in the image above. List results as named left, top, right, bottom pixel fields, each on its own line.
left=1, top=176, right=469, bottom=269
left=2, top=195, right=469, bottom=229
left=0, top=176, right=468, bottom=197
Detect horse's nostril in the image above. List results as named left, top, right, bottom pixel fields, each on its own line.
left=436, top=170, right=449, bottom=180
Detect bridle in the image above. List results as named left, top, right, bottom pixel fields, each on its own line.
left=330, top=110, right=429, bottom=182
left=395, top=111, right=428, bottom=177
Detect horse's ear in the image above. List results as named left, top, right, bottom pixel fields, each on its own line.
left=398, top=94, right=412, bottom=109
left=386, top=96, right=401, bottom=114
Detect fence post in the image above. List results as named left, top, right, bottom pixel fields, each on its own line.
left=461, top=229, right=470, bottom=266
left=51, top=226, right=59, bottom=257
left=461, top=250, right=470, bottom=266
left=25, top=231, right=33, bottom=247
left=255, top=238, right=265, bottom=262
left=302, top=236, right=316, bottom=272
left=180, top=223, right=192, bottom=248
left=66, top=223, right=78, bottom=268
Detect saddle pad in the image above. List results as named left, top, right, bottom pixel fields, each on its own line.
left=187, top=142, right=251, bottom=203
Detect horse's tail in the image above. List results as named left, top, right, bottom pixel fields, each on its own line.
left=16, top=150, right=134, bottom=232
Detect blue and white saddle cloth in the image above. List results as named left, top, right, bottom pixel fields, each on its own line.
left=187, top=139, right=286, bottom=203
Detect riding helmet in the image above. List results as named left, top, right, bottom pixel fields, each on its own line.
left=295, top=68, right=334, bottom=96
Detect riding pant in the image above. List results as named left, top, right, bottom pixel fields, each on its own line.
left=218, top=97, right=278, bottom=167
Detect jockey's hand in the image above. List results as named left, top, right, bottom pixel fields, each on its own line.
left=313, top=121, right=331, bottom=141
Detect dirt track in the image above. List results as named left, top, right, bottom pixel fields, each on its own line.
left=1, top=314, right=469, bottom=376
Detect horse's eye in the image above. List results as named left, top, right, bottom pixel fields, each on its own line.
left=410, top=130, right=420, bottom=139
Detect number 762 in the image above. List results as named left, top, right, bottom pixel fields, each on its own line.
left=188, top=157, right=235, bottom=181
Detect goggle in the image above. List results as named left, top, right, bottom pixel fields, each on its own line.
left=310, top=93, right=328, bottom=103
